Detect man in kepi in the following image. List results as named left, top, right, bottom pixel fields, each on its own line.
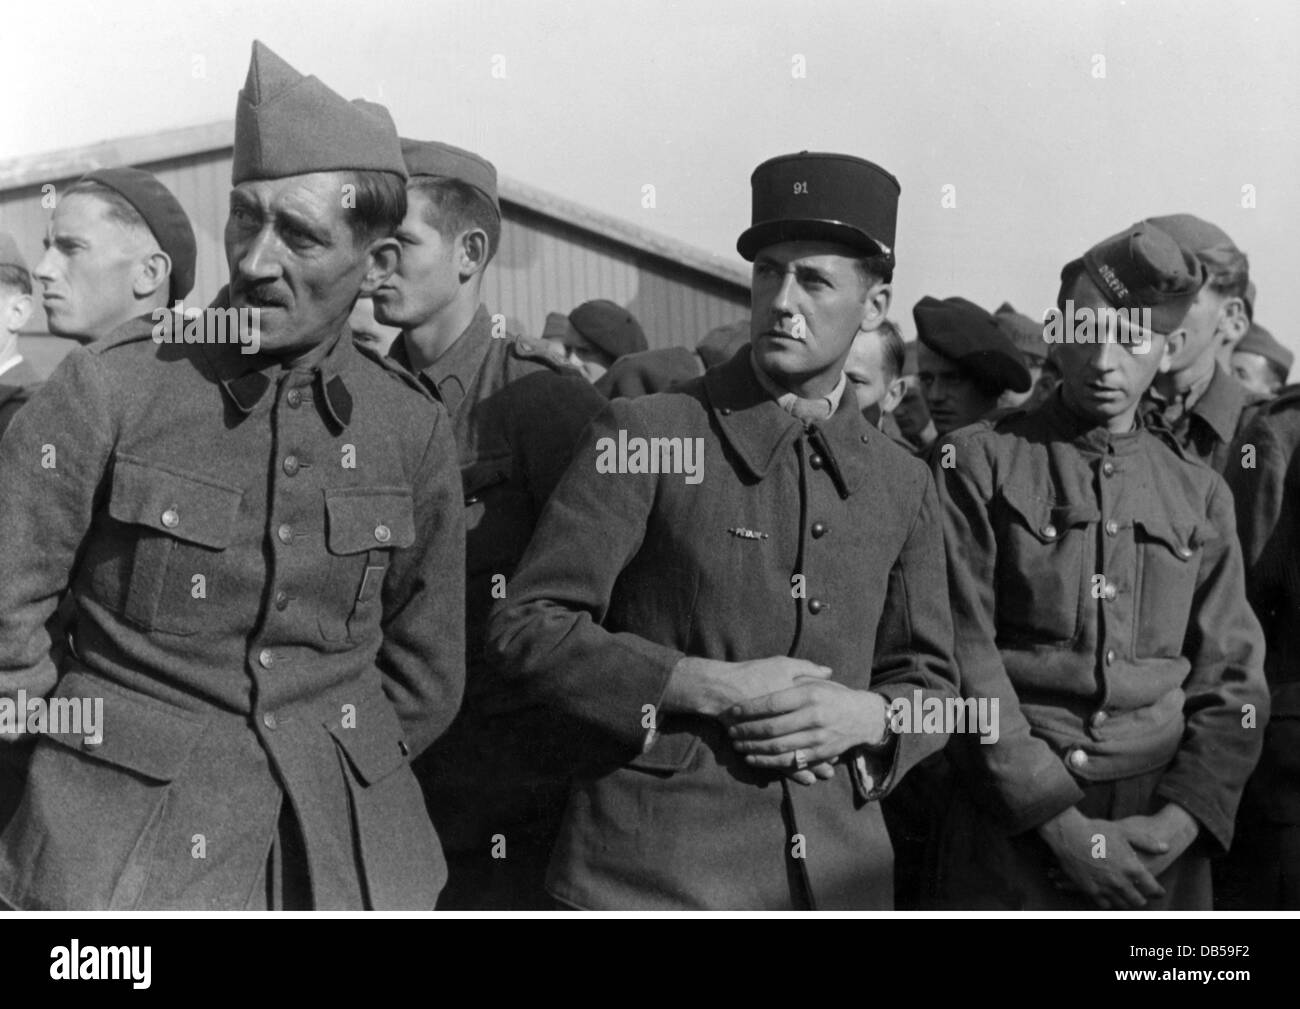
left=0, top=41, right=465, bottom=910
left=488, top=152, right=958, bottom=909
left=934, top=222, right=1267, bottom=909
left=372, top=138, right=605, bottom=909
left=34, top=166, right=196, bottom=343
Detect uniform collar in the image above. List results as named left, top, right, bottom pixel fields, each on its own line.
left=389, top=303, right=493, bottom=415
left=704, top=345, right=871, bottom=495
left=747, top=351, right=849, bottom=421
left=1041, top=386, right=1146, bottom=457
left=1143, top=362, right=1245, bottom=445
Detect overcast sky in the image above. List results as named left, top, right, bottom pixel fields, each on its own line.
left=4, top=0, right=1297, bottom=352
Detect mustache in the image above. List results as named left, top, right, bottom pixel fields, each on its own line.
left=232, top=282, right=289, bottom=309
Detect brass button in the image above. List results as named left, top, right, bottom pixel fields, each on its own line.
left=161, top=508, right=179, bottom=529
left=809, top=454, right=824, bottom=470
left=286, top=389, right=302, bottom=408
left=262, top=712, right=278, bottom=730
left=1068, top=748, right=1089, bottom=769
left=811, top=521, right=828, bottom=538
left=375, top=524, right=392, bottom=544
left=1105, top=519, right=1119, bottom=536
left=1090, top=710, right=1108, bottom=730
left=1105, top=649, right=1116, bottom=665
left=274, top=591, right=289, bottom=611
left=1101, top=461, right=1115, bottom=477
left=283, top=455, right=299, bottom=476
left=720, top=407, right=732, bottom=416
left=808, top=599, right=825, bottom=615
left=277, top=523, right=293, bottom=545
left=1040, top=523, right=1057, bottom=539
left=258, top=648, right=274, bottom=668
left=1103, top=582, right=1117, bottom=601
left=1177, top=545, right=1193, bottom=559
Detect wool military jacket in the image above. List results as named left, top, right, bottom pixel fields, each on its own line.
left=487, top=345, right=959, bottom=910
left=0, top=359, right=42, bottom=438
left=936, top=390, right=1268, bottom=850
left=0, top=313, right=465, bottom=909
left=1140, top=362, right=1265, bottom=475
left=1226, top=387, right=1300, bottom=823
left=390, top=304, right=606, bottom=851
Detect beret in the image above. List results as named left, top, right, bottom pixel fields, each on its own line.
left=80, top=167, right=197, bottom=301
left=401, top=138, right=500, bottom=218
left=994, top=301, right=1049, bottom=363
left=1236, top=322, right=1293, bottom=374
left=913, top=295, right=1031, bottom=394
left=232, top=41, right=405, bottom=185
left=737, top=151, right=900, bottom=263
left=568, top=299, right=648, bottom=360
left=1058, top=221, right=1206, bottom=335
left=1145, top=213, right=1248, bottom=290
left=0, top=231, right=26, bottom=272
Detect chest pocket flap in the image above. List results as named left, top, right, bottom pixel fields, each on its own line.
left=325, top=487, right=416, bottom=555
left=1134, top=515, right=1216, bottom=559
left=999, top=485, right=1100, bottom=542
left=108, top=454, right=243, bottom=549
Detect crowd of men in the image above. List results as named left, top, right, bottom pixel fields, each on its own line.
left=0, top=41, right=1295, bottom=911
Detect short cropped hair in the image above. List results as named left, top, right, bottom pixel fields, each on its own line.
left=876, top=318, right=905, bottom=383
left=62, top=180, right=154, bottom=244
left=409, top=176, right=501, bottom=266
left=342, top=170, right=408, bottom=246
left=0, top=264, right=32, bottom=296
left=855, top=253, right=894, bottom=287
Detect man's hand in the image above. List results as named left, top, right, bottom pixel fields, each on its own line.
left=1115, top=804, right=1200, bottom=879
left=725, top=679, right=889, bottom=771
left=661, top=656, right=832, bottom=720
left=1037, top=807, right=1166, bottom=909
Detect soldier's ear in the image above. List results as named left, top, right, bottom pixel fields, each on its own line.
left=133, top=250, right=171, bottom=300
left=458, top=228, right=489, bottom=282
left=4, top=292, right=33, bottom=333
left=859, top=280, right=891, bottom=330
left=1219, top=296, right=1249, bottom=348
left=882, top=375, right=907, bottom=415
left=359, top=236, right=401, bottom=295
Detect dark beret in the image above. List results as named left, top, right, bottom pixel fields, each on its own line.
left=1059, top=221, right=1206, bottom=335
left=994, top=301, right=1048, bottom=363
left=913, top=295, right=1031, bottom=394
left=79, top=167, right=197, bottom=301
left=401, top=138, right=500, bottom=218
left=737, top=151, right=899, bottom=263
left=567, top=299, right=648, bottom=360
left=1236, top=322, right=1293, bottom=374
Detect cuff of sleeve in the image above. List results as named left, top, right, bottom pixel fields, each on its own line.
left=1155, top=782, right=1230, bottom=854
left=849, top=733, right=901, bottom=802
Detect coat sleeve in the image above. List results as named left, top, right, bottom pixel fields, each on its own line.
left=377, top=403, right=466, bottom=757
left=850, top=470, right=960, bottom=799
left=513, top=370, right=608, bottom=510
left=1154, top=475, right=1269, bottom=852
left=486, top=399, right=684, bottom=754
left=934, top=434, right=1085, bottom=833
left=0, top=348, right=115, bottom=728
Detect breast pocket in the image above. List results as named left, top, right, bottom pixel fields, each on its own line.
left=88, top=454, right=243, bottom=636
left=320, top=487, right=415, bottom=644
left=1133, top=513, right=1208, bottom=657
left=993, top=486, right=1098, bottom=645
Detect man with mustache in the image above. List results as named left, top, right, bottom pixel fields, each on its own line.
left=933, top=222, right=1267, bottom=909
left=371, top=138, right=605, bottom=909
left=0, top=41, right=465, bottom=910
left=488, top=152, right=958, bottom=909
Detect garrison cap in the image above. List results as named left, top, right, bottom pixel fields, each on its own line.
left=562, top=299, right=648, bottom=360
left=79, top=167, right=197, bottom=300
left=737, top=151, right=900, bottom=263
left=232, top=40, right=406, bottom=184
left=0, top=232, right=26, bottom=272
left=913, top=296, right=1031, bottom=394
left=1236, top=322, right=1293, bottom=375
left=1145, top=213, right=1248, bottom=293
left=401, top=138, right=500, bottom=218
left=1059, top=221, right=1206, bottom=335
left=994, top=301, right=1049, bottom=364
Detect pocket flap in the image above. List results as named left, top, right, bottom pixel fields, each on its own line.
left=324, top=487, right=416, bottom=555
left=325, top=690, right=409, bottom=785
left=1134, top=516, right=1208, bottom=559
left=108, top=454, right=244, bottom=549
left=43, top=671, right=206, bottom=782
left=999, top=486, right=1099, bottom=542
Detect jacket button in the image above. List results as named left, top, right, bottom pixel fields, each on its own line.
left=161, top=508, right=179, bottom=529
left=809, top=454, right=824, bottom=470
left=1177, top=545, right=1193, bottom=559
left=1105, top=519, right=1119, bottom=536
left=283, top=455, right=299, bottom=476
left=1101, top=461, right=1116, bottom=477
left=1102, top=582, right=1117, bottom=601
left=274, top=591, right=289, bottom=611
left=286, top=389, right=302, bottom=408
left=258, top=648, right=274, bottom=668
left=811, top=521, right=828, bottom=538
left=375, top=524, right=392, bottom=543
left=1105, top=648, right=1116, bottom=665
left=1040, top=523, right=1057, bottom=539
left=808, top=599, right=825, bottom=614
left=720, top=407, right=732, bottom=416
left=262, top=712, right=278, bottom=730
left=1068, top=747, right=1089, bottom=769
left=277, top=523, right=293, bottom=545
left=1090, top=710, right=1108, bottom=730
